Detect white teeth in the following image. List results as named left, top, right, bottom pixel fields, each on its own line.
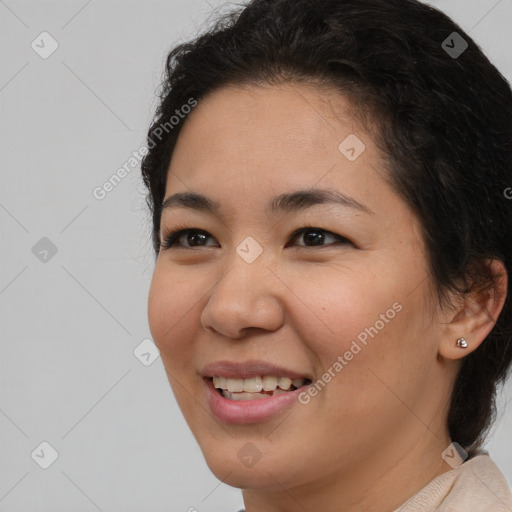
left=212, top=375, right=308, bottom=393
left=213, top=376, right=227, bottom=389
left=226, top=378, right=244, bottom=392
left=262, top=375, right=278, bottom=391
left=278, top=377, right=292, bottom=390
left=243, top=376, right=263, bottom=392
left=222, top=390, right=270, bottom=401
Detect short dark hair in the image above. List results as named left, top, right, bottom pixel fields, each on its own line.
left=141, top=0, right=512, bottom=454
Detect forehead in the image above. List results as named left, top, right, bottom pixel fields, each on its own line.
left=166, top=83, right=385, bottom=193
left=175, top=82, right=364, bottom=152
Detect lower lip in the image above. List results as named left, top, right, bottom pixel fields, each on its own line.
left=203, top=378, right=305, bottom=424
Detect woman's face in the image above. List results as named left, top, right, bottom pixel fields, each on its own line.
left=148, top=83, right=453, bottom=492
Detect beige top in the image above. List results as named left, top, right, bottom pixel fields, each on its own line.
left=394, top=451, right=512, bottom=511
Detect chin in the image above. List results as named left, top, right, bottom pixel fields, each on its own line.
left=205, top=459, right=289, bottom=490
left=198, top=442, right=309, bottom=491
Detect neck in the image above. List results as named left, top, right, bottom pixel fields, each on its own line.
left=242, top=427, right=453, bottom=512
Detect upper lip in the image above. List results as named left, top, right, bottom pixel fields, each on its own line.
left=202, top=360, right=312, bottom=380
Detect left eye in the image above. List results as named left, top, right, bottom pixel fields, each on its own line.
left=286, top=227, right=351, bottom=248
left=160, top=227, right=351, bottom=250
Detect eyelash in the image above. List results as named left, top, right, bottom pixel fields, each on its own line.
left=159, top=225, right=353, bottom=250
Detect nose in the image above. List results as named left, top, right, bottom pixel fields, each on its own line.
left=200, top=251, right=285, bottom=339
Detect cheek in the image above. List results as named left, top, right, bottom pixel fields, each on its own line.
left=287, top=263, right=426, bottom=427
left=147, top=269, right=202, bottom=413
left=303, top=276, right=433, bottom=429
left=147, top=266, right=198, bottom=364
left=285, top=263, right=403, bottom=361
left=147, top=271, right=170, bottom=349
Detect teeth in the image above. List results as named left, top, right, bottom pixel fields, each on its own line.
left=222, top=390, right=270, bottom=401
left=278, top=377, right=292, bottom=390
left=214, top=376, right=227, bottom=389
left=262, top=375, right=278, bottom=391
left=212, top=375, right=307, bottom=392
left=243, top=376, right=263, bottom=392
left=226, top=378, right=244, bottom=392
left=292, top=378, right=306, bottom=388
left=221, top=388, right=295, bottom=400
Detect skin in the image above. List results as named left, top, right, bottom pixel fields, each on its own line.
left=147, top=82, right=508, bottom=512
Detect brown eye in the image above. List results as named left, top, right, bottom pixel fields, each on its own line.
left=286, top=227, right=352, bottom=248
left=161, top=229, right=218, bottom=249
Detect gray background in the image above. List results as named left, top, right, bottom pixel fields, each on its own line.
left=0, top=0, right=511, bottom=511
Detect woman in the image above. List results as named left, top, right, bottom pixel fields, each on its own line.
left=141, top=0, right=512, bottom=510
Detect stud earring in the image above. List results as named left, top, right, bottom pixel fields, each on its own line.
left=456, top=337, right=468, bottom=348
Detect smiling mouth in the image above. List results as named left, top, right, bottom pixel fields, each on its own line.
left=207, top=375, right=312, bottom=401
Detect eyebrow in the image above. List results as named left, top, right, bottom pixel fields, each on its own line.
left=160, top=188, right=375, bottom=218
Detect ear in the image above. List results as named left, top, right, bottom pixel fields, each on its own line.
left=438, top=259, right=508, bottom=360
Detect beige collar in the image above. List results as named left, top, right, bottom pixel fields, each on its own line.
left=394, top=453, right=512, bottom=511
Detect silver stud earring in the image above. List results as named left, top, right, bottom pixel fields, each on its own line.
left=456, top=337, right=468, bottom=348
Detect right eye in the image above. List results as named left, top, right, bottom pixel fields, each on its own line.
left=160, top=228, right=218, bottom=250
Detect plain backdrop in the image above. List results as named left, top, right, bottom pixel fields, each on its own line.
left=0, top=1, right=511, bottom=511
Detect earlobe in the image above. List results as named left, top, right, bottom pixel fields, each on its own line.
left=438, top=259, right=508, bottom=361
